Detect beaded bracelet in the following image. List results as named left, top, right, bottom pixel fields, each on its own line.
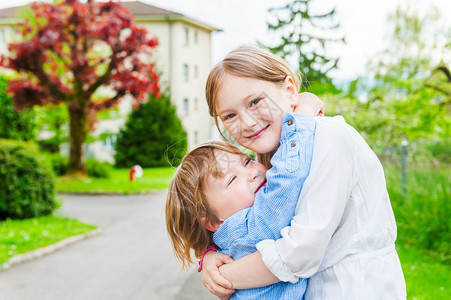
left=198, top=244, right=217, bottom=272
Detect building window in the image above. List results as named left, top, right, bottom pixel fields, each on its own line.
left=183, top=98, right=189, bottom=115
left=0, top=29, right=4, bottom=47
left=194, top=31, right=198, bottom=44
left=183, top=64, right=189, bottom=81
left=194, top=65, right=198, bottom=78
left=102, top=135, right=117, bottom=150
left=194, top=130, right=199, bottom=144
left=184, top=27, right=189, bottom=46
left=194, top=98, right=198, bottom=111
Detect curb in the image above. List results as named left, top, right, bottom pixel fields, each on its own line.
left=0, top=228, right=103, bottom=273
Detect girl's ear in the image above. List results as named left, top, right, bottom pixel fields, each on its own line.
left=201, top=217, right=222, bottom=232
left=284, top=76, right=299, bottom=109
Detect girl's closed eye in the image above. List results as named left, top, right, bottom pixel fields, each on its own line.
left=227, top=175, right=237, bottom=187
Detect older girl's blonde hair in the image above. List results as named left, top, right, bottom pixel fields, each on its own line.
left=205, top=44, right=301, bottom=168
left=165, top=140, right=246, bottom=270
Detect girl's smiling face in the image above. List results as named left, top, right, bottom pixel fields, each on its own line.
left=204, top=150, right=267, bottom=231
left=216, top=74, right=298, bottom=154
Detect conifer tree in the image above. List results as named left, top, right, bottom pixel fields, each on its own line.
left=115, top=93, right=187, bottom=168
left=264, top=0, right=345, bottom=88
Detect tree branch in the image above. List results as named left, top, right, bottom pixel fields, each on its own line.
left=90, top=89, right=126, bottom=111
left=85, top=55, right=117, bottom=97
left=434, top=66, right=451, bottom=82
left=424, top=83, right=451, bottom=100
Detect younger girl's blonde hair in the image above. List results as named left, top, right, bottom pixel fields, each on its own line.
left=165, top=140, right=246, bottom=270
left=205, top=44, right=302, bottom=168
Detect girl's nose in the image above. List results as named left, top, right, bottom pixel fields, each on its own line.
left=240, top=112, right=257, bottom=130
left=249, top=169, right=258, bottom=182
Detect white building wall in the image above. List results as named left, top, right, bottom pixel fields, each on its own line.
left=0, top=25, right=13, bottom=54
left=170, top=21, right=213, bottom=150
left=139, top=22, right=171, bottom=89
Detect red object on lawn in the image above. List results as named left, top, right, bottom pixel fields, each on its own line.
left=129, top=165, right=143, bottom=182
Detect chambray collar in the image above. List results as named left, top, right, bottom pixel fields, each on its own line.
left=280, top=113, right=316, bottom=141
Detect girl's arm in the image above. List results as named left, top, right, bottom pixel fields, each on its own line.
left=219, top=251, right=279, bottom=288
left=295, top=92, right=325, bottom=116
left=201, top=251, right=277, bottom=296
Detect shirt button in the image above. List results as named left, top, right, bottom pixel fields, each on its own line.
left=291, top=142, right=296, bottom=147
left=287, top=120, right=293, bottom=126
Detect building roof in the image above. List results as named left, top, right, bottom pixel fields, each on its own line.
left=0, top=5, right=22, bottom=19
left=0, top=1, right=221, bottom=32
left=120, top=1, right=181, bottom=16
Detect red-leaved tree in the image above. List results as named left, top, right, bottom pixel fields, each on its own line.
left=0, top=0, right=160, bottom=176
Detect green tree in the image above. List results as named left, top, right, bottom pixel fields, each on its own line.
left=327, top=4, right=451, bottom=150
left=115, top=93, right=187, bottom=168
left=35, top=105, right=68, bottom=153
left=263, top=0, right=345, bottom=90
left=369, top=4, right=450, bottom=143
left=0, top=77, right=36, bottom=141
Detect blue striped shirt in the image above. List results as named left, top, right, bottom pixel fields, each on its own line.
left=213, top=113, right=316, bottom=300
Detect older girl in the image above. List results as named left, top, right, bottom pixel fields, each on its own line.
left=201, top=45, right=406, bottom=299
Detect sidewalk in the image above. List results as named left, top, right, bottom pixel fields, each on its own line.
left=0, top=193, right=215, bottom=300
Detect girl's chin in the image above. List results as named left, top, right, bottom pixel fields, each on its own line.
left=247, top=141, right=279, bottom=154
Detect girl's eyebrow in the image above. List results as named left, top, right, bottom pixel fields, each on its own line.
left=240, top=92, right=259, bottom=103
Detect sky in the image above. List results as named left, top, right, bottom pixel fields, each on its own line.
left=1, top=0, right=450, bottom=81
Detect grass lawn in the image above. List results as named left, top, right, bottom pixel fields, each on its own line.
left=56, top=167, right=176, bottom=193
left=0, top=216, right=97, bottom=265
left=398, top=245, right=451, bottom=299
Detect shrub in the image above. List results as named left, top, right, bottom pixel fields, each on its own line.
left=86, top=158, right=111, bottom=178
left=46, top=154, right=110, bottom=178
left=0, top=139, right=57, bottom=219
left=47, top=153, right=69, bottom=176
left=115, top=93, right=187, bottom=167
left=0, top=77, right=37, bottom=141
left=427, top=139, right=451, bottom=164
left=38, top=137, right=62, bottom=154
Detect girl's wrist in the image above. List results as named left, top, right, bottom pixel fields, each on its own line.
left=198, top=244, right=217, bottom=272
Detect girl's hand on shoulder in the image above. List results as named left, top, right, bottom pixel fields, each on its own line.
left=201, top=251, right=235, bottom=299
left=294, top=92, right=325, bottom=116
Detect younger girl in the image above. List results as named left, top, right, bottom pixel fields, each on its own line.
left=201, top=45, right=406, bottom=299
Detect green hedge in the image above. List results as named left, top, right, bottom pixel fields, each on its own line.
left=86, top=158, right=111, bottom=178
left=46, top=154, right=111, bottom=178
left=0, top=139, right=57, bottom=220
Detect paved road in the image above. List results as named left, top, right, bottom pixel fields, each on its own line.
left=0, top=192, right=216, bottom=300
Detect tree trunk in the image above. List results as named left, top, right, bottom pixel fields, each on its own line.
left=68, top=103, right=87, bottom=176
